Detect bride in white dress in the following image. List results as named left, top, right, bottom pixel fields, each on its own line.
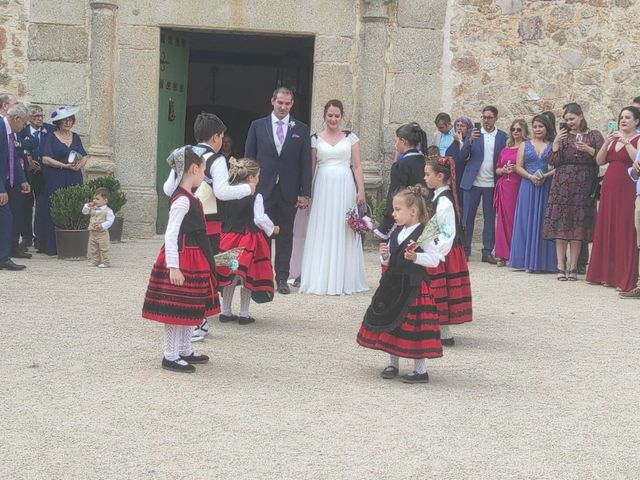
left=300, top=100, right=369, bottom=295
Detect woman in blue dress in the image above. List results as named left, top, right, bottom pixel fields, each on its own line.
left=40, top=106, right=87, bottom=255
left=509, top=114, right=557, bottom=273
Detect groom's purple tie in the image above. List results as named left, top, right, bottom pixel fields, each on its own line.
left=276, top=121, right=285, bottom=144
left=7, top=132, right=15, bottom=187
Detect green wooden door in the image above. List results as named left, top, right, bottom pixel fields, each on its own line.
left=155, top=32, right=189, bottom=233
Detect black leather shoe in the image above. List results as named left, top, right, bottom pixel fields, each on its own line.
left=380, top=366, right=399, bottom=379
left=441, top=338, right=455, bottom=347
left=11, top=248, right=32, bottom=259
left=238, top=316, right=256, bottom=325
left=180, top=353, right=209, bottom=364
left=0, top=259, right=26, bottom=271
left=293, top=276, right=301, bottom=288
left=481, top=254, right=497, bottom=265
left=219, top=313, right=238, bottom=323
left=400, top=371, right=430, bottom=384
left=161, top=357, right=195, bottom=373
left=276, top=279, right=290, bottom=294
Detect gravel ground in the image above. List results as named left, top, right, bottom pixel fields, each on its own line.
left=1, top=239, right=638, bottom=480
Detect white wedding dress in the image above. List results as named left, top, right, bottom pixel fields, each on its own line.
left=299, top=133, right=369, bottom=295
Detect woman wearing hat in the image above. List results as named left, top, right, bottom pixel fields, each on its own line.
left=40, top=106, right=87, bottom=255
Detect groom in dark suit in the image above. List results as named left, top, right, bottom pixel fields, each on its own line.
left=245, top=87, right=312, bottom=294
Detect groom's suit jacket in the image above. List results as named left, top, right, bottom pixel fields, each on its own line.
left=244, top=115, right=312, bottom=203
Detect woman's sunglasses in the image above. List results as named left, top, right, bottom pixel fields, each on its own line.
left=511, top=127, right=522, bottom=132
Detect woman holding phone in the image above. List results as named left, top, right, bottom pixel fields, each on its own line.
left=543, top=103, right=603, bottom=280
left=445, top=115, right=473, bottom=208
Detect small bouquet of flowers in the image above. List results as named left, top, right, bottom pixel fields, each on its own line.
left=214, top=247, right=244, bottom=271
left=346, top=204, right=373, bottom=239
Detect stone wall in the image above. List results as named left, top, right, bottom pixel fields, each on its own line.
left=447, top=0, right=640, bottom=132
left=0, top=0, right=28, bottom=99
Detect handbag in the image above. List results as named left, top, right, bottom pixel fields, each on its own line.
left=589, top=175, right=603, bottom=201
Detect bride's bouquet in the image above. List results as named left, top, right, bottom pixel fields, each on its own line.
left=214, top=247, right=244, bottom=271
left=346, top=204, right=373, bottom=235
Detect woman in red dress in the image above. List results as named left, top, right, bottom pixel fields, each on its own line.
left=586, top=107, right=640, bottom=292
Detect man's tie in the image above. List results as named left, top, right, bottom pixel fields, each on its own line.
left=35, top=129, right=41, bottom=146
left=276, top=121, right=285, bottom=144
left=8, top=132, right=15, bottom=187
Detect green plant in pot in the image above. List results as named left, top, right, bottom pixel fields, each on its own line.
left=50, top=184, right=93, bottom=259
left=85, top=176, right=128, bottom=242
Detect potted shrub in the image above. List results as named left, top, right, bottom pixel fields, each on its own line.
left=50, top=184, right=93, bottom=259
left=85, top=176, right=128, bottom=242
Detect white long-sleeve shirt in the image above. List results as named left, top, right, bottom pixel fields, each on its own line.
left=381, top=223, right=441, bottom=268
left=164, top=196, right=190, bottom=269
left=431, top=186, right=456, bottom=258
left=162, top=153, right=251, bottom=200
left=252, top=193, right=275, bottom=237
left=82, top=204, right=115, bottom=230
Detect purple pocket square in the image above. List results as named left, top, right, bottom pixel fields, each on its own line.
left=292, top=134, right=301, bottom=138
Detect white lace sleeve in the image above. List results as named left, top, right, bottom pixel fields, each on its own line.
left=164, top=196, right=190, bottom=269
left=253, top=193, right=275, bottom=236
left=311, top=135, right=317, bottom=149
left=348, top=132, right=360, bottom=145
left=163, top=170, right=178, bottom=197
left=211, top=156, right=251, bottom=201
left=434, top=196, right=456, bottom=258
left=414, top=241, right=441, bottom=268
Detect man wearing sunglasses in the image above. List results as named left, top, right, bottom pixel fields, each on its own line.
left=458, top=105, right=508, bottom=263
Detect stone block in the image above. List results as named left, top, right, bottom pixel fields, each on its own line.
left=29, top=0, right=87, bottom=25
left=389, top=71, right=440, bottom=126
left=314, top=35, right=354, bottom=64
left=28, top=24, right=88, bottom=62
left=118, top=25, right=159, bottom=51
left=120, top=187, right=158, bottom=238
left=113, top=48, right=159, bottom=189
left=391, top=28, right=442, bottom=73
left=518, top=16, right=544, bottom=41
left=27, top=62, right=88, bottom=106
left=309, top=63, right=353, bottom=133
left=559, top=48, right=585, bottom=69
left=397, top=0, right=447, bottom=29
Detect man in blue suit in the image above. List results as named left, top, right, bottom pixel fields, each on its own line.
left=459, top=105, right=507, bottom=263
left=245, top=87, right=312, bottom=294
left=1, top=103, right=30, bottom=270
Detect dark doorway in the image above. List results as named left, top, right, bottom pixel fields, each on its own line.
left=181, top=30, right=314, bottom=157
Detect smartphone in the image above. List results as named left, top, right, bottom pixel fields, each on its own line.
left=559, top=122, right=568, bottom=131
left=607, top=120, right=618, bottom=133
left=474, top=122, right=481, bottom=131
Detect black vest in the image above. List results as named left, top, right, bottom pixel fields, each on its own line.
left=429, top=189, right=463, bottom=245
left=222, top=195, right=260, bottom=234
left=170, top=187, right=215, bottom=270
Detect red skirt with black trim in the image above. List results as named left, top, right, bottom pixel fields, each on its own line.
left=357, top=280, right=443, bottom=359
left=427, top=245, right=473, bottom=325
left=142, top=245, right=220, bottom=326
left=217, top=230, right=274, bottom=294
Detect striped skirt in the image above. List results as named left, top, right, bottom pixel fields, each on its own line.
left=427, top=245, right=473, bottom=325
left=142, top=245, right=220, bottom=326
left=217, top=230, right=274, bottom=294
left=357, top=281, right=443, bottom=359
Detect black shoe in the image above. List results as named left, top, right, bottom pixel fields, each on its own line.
left=0, top=259, right=26, bottom=271
left=293, top=276, right=301, bottom=288
left=481, top=254, right=497, bottom=265
left=180, top=353, right=209, bottom=364
left=19, top=241, right=31, bottom=251
left=380, top=366, right=399, bottom=379
left=441, top=338, right=455, bottom=347
left=219, top=313, right=238, bottom=323
left=238, top=316, right=256, bottom=325
left=400, top=371, right=430, bottom=384
left=161, top=357, right=196, bottom=373
left=11, top=248, right=32, bottom=259
left=276, top=279, right=290, bottom=294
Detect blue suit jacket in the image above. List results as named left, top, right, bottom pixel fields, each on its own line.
left=459, top=129, right=508, bottom=191
left=17, top=123, right=54, bottom=162
left=244, top=116, right=312, bottom=203
left=0, top=121, right=27, bottom=194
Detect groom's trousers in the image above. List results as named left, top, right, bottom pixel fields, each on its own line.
left=264, top=184, right=297, bottom=282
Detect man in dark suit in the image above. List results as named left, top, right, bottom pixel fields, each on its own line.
left=459, top=105, right=507, bottom=263
left=1, top=103, right=30, bottom=270
left=245, top=87, right=312, bottom=294
left=17, top=105, right=54, bottom=252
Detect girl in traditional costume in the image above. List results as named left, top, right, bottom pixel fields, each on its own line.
left=142, top=146, right=219, bottom=373
left=357, top=185, right=442, bottom=384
